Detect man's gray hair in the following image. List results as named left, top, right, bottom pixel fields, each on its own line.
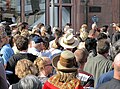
left=19, top=75, right=42, bottom=89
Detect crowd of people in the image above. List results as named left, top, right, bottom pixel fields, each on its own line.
left=0, top=21, right=120, bottom=89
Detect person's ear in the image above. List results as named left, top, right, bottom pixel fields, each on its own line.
left=112, top=62, right=114, bottom=68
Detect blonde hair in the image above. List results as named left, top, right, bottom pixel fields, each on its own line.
left=34, top=57, right=50, bottom=72
left=48, top=71, right=80, bottom=89
left=80, top=32, right=88, bottom=41
left=57, top=71, right=77, bottom=82
left=15, top=59, right=38, bottom=78
left=21, top=29, right=30, bottom=38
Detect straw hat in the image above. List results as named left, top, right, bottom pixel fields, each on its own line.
left=52, top=50, right=78, bottom=72
left=59, top=33, right=79, bottom=49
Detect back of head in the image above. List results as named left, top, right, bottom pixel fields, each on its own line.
left=15, top=59, right=38, bottom=78
left=53, top=27, right=62, bottom=38
left=97, top=39, right=110, bottom=54
left=102, top=25, right=109, bottom=32
left=113, top=53, right=120, bottom=72
left=45, top=25, right=52, bottom=35
left=74, top=48, right=89, bottom=64
left=15, top=36, right=29, bottom=51
left=19, top=75, right=42, bottom=89
left=21, top=29, right=30, bottom=38
left=85, top=37, right=97, bottom=52
left=42, top=36, right=49, bottom=49
left=81, top=24, right=87, bottom=29
left=97, top=33, right=107, bottom=41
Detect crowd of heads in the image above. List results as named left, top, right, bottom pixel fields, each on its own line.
left=0, top=21, right=120, bottom=89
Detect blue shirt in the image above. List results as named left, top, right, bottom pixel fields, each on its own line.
left=0, top=44, right=14, bottom=65
left=96, top=70, right=114, bottom=88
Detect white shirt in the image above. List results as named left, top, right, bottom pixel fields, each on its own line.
left=27, top=47, right=42, bottom=57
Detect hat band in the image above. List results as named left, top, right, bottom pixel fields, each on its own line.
left=63, top=40, right=75, bottom=45
left=59, top=56, right=74, bottom=68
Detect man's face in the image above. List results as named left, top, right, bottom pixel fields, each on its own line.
left=44, top=59, right=53, bottom=75
left=35, top=42, right=44, bottom=51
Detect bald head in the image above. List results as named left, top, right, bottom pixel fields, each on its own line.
left=113, top=53, right=120, bottom=79
left=74, top=48, right=88, bottom=63
left=114, top=53, right=120, bottom=67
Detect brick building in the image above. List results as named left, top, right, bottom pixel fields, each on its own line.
left=0, top=0, right=120, bottom=32
left=44, top=0, right=120, bottom=32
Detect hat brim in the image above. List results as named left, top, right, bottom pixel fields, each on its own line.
left=59, top=37, right=79, bottom=49
left=52, top=54, right=77, bottom=72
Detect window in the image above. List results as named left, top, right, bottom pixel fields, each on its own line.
left=26, top=0, right=31, bottom=5
left=89, top=6, right=101, bottom=13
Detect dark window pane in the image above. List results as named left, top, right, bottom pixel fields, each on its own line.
left=89, top=6, right=101, bottom=13
left=62, top=0, right=71, bottom=3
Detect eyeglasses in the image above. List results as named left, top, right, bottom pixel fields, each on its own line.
left=45, top=64, right=52, bottom=66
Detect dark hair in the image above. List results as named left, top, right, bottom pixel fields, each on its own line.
left=97, top=39, right=110, bottom=54
left=45, top=25, right=52, bottom=35
left=42, top=37, right=49, bottom=49
left=97, top=33, right=107, bottom=41
left=54, top=28, right=62, bottom=38
left=85, top=37, right=97, bottom=56
left=5, top=24, right=11, bottom=36
left=102, top=25, right=109, bottom=32
left=66, top=23, right=72, bottom=27
left=21, top=22, right=28, bottom=29
left=16, top=36, right=29, bottom=51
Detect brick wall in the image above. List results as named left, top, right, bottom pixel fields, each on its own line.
left=79, top=0, right=120, bottom=30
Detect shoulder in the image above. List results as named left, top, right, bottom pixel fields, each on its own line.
left=97, top=80, right=113, bottom=89
left=96, top=70, right=114, bottom=88
left=99, top=70, right=114, bottom=80
left=1, top=45, right=13, bottom=52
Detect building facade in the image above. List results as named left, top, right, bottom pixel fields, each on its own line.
left=0, top=0, right=120, bottom=32
left=45, top=0, right=120, bottom=31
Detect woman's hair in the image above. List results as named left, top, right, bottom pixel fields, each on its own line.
left=56, top=71, right=77, bottom=83
left=36, top=23, right=44, bottom=29
left=18, top=75, right=42, bottom=89
left=34, top=57, right=49, bottom=72
left=80, top=31, right=88, bottom=41
left=21, top=29, right=30, bottom=38
left=15, top=59, right=38, bottom=78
